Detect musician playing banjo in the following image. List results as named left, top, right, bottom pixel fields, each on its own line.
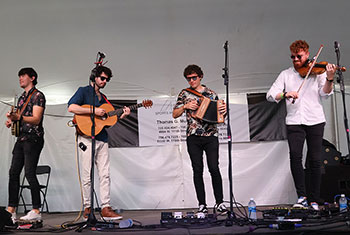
left=5, top=67, right=46, bottom=222
left=68, top=65, right=129, bottom=220
left=172, top=64, right=227, bottom=214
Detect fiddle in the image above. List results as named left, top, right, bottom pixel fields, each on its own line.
left=297, top=60, right=346, bottom=78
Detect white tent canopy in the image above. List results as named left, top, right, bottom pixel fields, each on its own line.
left=0, top=0, right=349, bottom=103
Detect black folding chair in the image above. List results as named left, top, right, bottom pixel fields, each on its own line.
left=18, top=165, right=51, bottom=213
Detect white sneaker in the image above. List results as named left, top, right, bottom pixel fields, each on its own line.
left=197, top=204, right=208, bottom=213
left=214, top=202, right=228, bottom=214
left=20, top=210, right=42, bottom=221
left=6, top=210, right=16, bottom=225
left=293, top=196, right=308, bottom=209
left=310, top=202, right=319, bottom=211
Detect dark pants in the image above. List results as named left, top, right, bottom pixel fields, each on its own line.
left=8, top=137, right=44, bottom=209
left=186, top=135, right=224, bottom=206
left=287, top=123, right=325, bottom=203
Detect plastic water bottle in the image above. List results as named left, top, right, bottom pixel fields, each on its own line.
left=339, top=194, right=348, bottom=212
left=248, top=198, right=257, bottom=220
left=119, top=219, right=133, bottom=228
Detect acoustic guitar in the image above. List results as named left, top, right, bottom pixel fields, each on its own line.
left=74, top=100, right=153, bottom=137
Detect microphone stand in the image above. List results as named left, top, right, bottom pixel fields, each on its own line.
left=86, top=57, right=100, bottom=227
left=334, top=42, right=350, bottom=163
left=222, top=41, right=236, bottom=226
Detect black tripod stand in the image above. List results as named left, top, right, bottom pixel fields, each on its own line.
left=222, top=41, right=236, bottom=226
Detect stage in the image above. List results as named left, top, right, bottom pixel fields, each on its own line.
left=2, top=206, right=350, bottom=234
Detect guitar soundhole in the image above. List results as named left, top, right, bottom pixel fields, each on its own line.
left=101, top=114, right=108, bottom=120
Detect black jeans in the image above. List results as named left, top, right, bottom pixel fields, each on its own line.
left=186, top=135, right=224, bottom=206
left=8, top=137, right=44, bottom=209
left=287, top=123, right=325, bottom=203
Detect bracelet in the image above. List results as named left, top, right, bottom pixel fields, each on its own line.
left=281, top=92, right=287, bottom=99
left=326, top=77, right=334, bottom=82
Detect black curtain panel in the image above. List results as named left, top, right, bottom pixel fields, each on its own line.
left=248, top=93, right=287, bottom=141
left=107, top=100, right=139, bottom=147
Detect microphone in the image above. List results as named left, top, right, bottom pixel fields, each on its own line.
left=98, top=52, right=106, bottom=58
left=223, top=41, right=228, bottom=49
left=334, top=41, right=340, bottom=51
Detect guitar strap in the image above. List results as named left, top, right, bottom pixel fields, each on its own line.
left=18, top=89, right=38, bottom=117
left=101, top=94, right=112, bottom=105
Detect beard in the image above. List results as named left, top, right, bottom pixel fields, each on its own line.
left=96, top=83, right=106, bottom=89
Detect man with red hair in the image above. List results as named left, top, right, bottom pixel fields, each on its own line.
left=267, top=40, right=337, bottom=210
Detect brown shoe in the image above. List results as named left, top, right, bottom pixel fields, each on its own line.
left=101, top=207, right=123, bottom=220
left=83, top=207, right=91, bottom=220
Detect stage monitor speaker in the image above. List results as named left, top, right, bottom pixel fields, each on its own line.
left=320, top=165, right=350, bottom=203
left=321, top=139, right=341, bottom=168
left=0, top=207, right=13, bottom=230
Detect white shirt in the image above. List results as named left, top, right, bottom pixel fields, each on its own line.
left=266, top=67, right=333, bottom=125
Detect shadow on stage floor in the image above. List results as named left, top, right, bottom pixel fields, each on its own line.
left=2, top=206, right=350, bottom=234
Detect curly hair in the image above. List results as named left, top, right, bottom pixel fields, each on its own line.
left=183, top=64, right=203, bottom=78
left=96, top=66, right=113, bottom=78
left=290, top=40, right=309, bottom=53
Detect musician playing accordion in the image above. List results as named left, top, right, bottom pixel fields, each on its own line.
left=173, top=64, right=227, bottom=214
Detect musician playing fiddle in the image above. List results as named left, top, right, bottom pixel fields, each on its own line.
left=173, top=64, right=227, bottom=214
left=266, top=40, right=337, bottom=210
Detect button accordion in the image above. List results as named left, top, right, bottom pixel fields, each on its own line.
left=185, top=88, right=225, bottom=124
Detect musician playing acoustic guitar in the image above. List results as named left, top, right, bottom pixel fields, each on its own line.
left=5, top=67, right=46, bottom=223
left=173, top=64, right=227, bottom=214
left=68, top=65, right=130, bottom=220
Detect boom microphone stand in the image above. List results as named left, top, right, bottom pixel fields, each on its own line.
left=334, top=42, right=350, bottom=163
left=222, top=41, right=236, bottom=225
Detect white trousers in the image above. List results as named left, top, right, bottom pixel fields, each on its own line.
left=78, top=135, right=111, bottom=209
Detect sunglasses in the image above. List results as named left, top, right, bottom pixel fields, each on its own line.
left=100, top=76, right=110, bottom=82
left=185, top=76, right=199, bottom=82
left=290, top=55, right=302, bottom=60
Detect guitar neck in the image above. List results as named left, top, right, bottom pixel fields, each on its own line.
left=108, top=103, right=143, bottom=117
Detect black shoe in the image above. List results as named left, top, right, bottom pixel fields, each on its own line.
left=197, top=204, right=208, bottom=213
left=214, top=202, right=228, bottom=214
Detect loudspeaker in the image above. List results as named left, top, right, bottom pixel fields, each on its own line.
left=0, top=207, right=13, bottom=230
left=320, top=165, right=350, bottom=203
left=321, top=139, right=341, bottom=167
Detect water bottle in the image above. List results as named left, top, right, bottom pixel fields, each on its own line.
left=248, top=198, right=257, bottom=220
left=119, top=219, right=133, bottom=228
left=339, top=194, right=348, bottom=212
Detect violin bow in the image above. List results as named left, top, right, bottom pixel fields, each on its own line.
left=292, top=44, right=324, bottom=104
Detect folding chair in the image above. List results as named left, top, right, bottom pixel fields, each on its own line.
left=18, top=165, right=51, bottom=213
